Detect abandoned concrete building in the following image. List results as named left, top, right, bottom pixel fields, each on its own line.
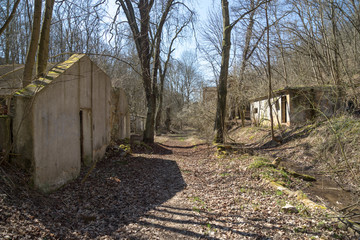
left=0, top=54, right=130, bottom=192
left=250, top=86, right=341, bottom=126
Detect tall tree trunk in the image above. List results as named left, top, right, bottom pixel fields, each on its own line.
left=119, top=0, right=174, bottom=143
left=155, top=64, right=166, bottom=133
left=155, top=17, right=190, bottom=132
left=265, top=2, right=278, bottom=142
left=275, top=22, right=288, bottom=85
left=236, top=0, right=257, bottom=129
left=37, top=0, right=55, bottom=77
left=238, top=0, right=257, bottom=85
left=143, top=91, right=156, bottom=143
left=214, top=0, right=231, bottom=143
left=330, top=0, right=341, bottom=86
left=118, top=0, right=154, bottom=143
left=155, top=91, right=163, bottom=132
left=23, top=0, right=42, bottom=86
left=1, top=0, right=20, bottom=63
left=152, top=27, right=162, bottom=134
left=214, top=0, right=265, bottom=143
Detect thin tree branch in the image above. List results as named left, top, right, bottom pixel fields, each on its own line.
left=0, top=0, right=21, bottom=36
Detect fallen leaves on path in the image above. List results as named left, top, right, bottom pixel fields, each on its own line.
left=0, top=134, right=357, bottom=239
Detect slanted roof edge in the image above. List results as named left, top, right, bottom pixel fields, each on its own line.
left=249, top=85, right=337, bottom=102
left=14, top=54, right=86, bottom=97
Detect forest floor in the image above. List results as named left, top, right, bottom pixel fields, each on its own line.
left=228, top=119, right=360, bottom=221
left=0, top=130, right=359, bottom=239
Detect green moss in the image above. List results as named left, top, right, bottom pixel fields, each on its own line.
left=219, top=172, right=230, bottom=177
left=249, top=157, right=275, bottom=169
left=283, top=168, right=316, bottom=182
left=296, top=190, right=308, bottom=200
left=275, top=180, right=287, bottom=186
left=276, top=190, right=283, bottom=196
left=119, top=144, right=131, bottom=154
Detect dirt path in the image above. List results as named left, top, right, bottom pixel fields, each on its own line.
left=0, top=133, right=357, bottom=239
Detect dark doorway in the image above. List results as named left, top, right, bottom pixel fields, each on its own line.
left=79, top=109, right=92, bottom=165
left=79, top=110, right=84, bottom=162
left=281, top=96, right=287, bottom=123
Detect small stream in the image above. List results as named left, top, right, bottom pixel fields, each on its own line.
left=293, top=167, right=360, bottom=222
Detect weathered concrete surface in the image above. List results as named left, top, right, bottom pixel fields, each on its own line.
left=12, top=54, right=129, bottom=192
left=12, top=97, right=34, bottom=170
left=110, top=88, right=130, bottom=141
left=32, top=59, right=81, bottom=192
left=250, top=86, right=339, bottom=126
left=250, top=95, right=290, bottom=127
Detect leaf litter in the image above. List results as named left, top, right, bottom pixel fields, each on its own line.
left=0, top=133, right=358, bottom=239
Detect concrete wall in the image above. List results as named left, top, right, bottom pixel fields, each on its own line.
left=110, top=88, right=130, bottom=140
left=12, top=54, right=126, bottom=192
left=91, top=60, right=111, bottom=162
left=79, top=56, right=93, bottom=165
left=12, top=96, right=34, bottom=170
left=32, top=61, right=81, bottom=192
left=288, top=92, right=313, bottom=124
left=250, top=88, right=338, bottom=127
left=250, top=95, right=290, bottom=126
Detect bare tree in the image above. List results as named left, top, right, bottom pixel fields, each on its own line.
left=265, top=1, right=277, bottom=142
left=0, top=0, right=20, bottom=37
left=23, top=0, right=42, bottom=86
left=214, top=0, right=266, bottom=143
left=155, top=12, right=193, bottom=132
left=117, top=0, right=178, bottom=143
left=200, top=7, right=223, bottom=83
left=37, top=0, right=55, bottom=76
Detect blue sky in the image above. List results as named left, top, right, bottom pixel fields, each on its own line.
left=106, top=0, right=217, bottom=82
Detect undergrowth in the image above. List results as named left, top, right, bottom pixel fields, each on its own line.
left=311, top=115, right=360, bottom=192
left=249, top=156, right=293, bottom=188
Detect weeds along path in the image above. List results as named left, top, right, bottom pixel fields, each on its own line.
left=0, top=132, right=356, bottom=239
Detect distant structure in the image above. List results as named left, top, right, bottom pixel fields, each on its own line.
left=249, top=86, right=342, bottom=126
left=0, top=54, right=130, bottom=192
left=202, top=86, right=217, bottom=103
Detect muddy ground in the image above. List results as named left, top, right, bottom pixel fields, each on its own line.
left=0, top=131, right=359, bottom=239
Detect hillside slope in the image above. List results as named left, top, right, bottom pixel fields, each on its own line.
left=229, top=116, right=360, bottom=223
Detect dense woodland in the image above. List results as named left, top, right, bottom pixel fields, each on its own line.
left=1, top=0, right=360, bottom=238
left=1, top=0, right=360, bottom=142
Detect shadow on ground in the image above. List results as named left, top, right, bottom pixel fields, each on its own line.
left=131, top=142, right=174, bottom=155
left=158, top=143, right=207, bottom=149
left=0, top=147, right=186, bottom=239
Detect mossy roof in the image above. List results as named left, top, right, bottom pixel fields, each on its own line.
left=249, top=85, right=338, bottom=102
left=14, top=54, right=85, bottom=97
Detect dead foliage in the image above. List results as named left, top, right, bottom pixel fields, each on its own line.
left=0, top=134, right=357, bottom=239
